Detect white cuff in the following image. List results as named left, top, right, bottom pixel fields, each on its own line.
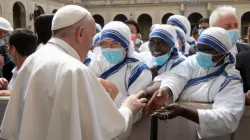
left=118, top=107, right=133, bottom=139
left=114, top=92, right=125, bottom=107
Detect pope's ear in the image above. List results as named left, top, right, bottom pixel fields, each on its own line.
left=76, top=26, right=84, bottom=43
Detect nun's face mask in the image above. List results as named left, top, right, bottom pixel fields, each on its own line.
left=100, top=39, right=127, bottom=64
left=196, top=44, right=227, bottom=69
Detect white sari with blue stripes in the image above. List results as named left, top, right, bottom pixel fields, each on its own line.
left=158, top=55, right=245, bottom=138
left=139, top=51, right=186, bottom=77
left=88, top=54, right=152, bottom=108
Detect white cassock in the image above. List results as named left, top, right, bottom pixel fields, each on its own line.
left=36, top=43, right=44, bottom=51
left=128, top=55, right=245, bottom=140
left=89, top=54, right=152, bottom=108
left=7, top=67, right=19, bottom=91
left=1, top=38, right=134, bottom=140
left=138, top=51, right=186, bottom=76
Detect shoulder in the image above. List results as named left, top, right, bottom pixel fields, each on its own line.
left=236, top=42, right=250, bottom=52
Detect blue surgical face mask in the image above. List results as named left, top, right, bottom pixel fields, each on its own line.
left=198, top=28, right=205, bottom=36
left=135, top=39, right=141, bottom=45
left=101, top=48, right=125, bottom=64
left=196, top=52, right=215, bottom=69
left=152, top=53, right=170, bottom=66
left=196, top=52, right=227, bottom=69
left=227, top=29, right=239, bottom=46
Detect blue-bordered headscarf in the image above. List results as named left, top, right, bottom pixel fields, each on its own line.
left=167, top=15, right=190, bottom=38
left=93, top=32, right=101, bottom=46
left=100, top=21, right=135, bottom=56
left=197, top=27, right=235, bottom=64
left=149, top=24, right=178, bottom=57
left=96, top=23, right=102, bottom=33
left=175, top=26, right=187, bottom=53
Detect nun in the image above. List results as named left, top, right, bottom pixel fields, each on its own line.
left=175, top=26, right=187, bottom=54
left=139, top=24, right=186, bottom=78
left=147, top=27, right=245, bottom=139
left=92, top=32, right=101, bottom=55
left=83, top=33, right=101, bottom=66
left=167, top=15, right=196, bottom=55
left=88, top=21, right=152, bottom=108
left=96, top=23, right=102, bottom=33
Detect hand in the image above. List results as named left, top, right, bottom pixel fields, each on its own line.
left=0, top=78, right=8, bottom=90
left=0, top=55, right=4, bottom=69
left=121, top=92, right=147, bottom=115
left=150, top=66, right=158, bottom=78
left=98, top=78, right=118, bottom=100
left=146, top=86, right=171, bottom=116
left=151, top=103, right=183, bottom=120
left=0, top=90, right=11, bottom=96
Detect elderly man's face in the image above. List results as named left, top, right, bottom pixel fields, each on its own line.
left=217, top=12, right=238, bottom=30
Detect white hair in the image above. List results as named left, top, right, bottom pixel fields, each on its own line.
left=209, top=5, right=237, bottom=27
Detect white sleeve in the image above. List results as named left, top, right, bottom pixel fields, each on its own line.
left=160, top=73, right=188, bottom=101
left=196, top=80, right=245, bottom=138
left=158, top=58, right=193, bottom=101
left=114, top=92, right=127, bottom=107
left=112, top=107, right=134, bottom=140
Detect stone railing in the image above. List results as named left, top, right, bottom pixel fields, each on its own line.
left=0, top=97, right=249, bottom=140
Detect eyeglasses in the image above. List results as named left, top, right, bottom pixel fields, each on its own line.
left=149, top=39, right=168, bottom=46
left=197, top=44, right=215, bottom=52
left=100, top=42, right=121, bottom=48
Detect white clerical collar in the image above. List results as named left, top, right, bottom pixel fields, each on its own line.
left=48, top=38, right=81, bottom=61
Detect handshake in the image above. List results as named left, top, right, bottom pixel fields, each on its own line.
left=98, top=78, right=172, bottom=116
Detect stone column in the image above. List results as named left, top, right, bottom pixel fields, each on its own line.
left=207, top=2, right=211, bottom=18
left=180, top=3, right=185, bottom=16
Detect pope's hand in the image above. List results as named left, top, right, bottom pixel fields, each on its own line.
left=121, top=92, right=147, bottom=115
left=98, top=78, right=118, bottom=100
left=0, top=78, right=8, bottom=90
left=146, top=86, right=170, bottom=116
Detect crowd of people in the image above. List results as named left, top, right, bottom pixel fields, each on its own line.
left=0, top=4, right=249, bottom=140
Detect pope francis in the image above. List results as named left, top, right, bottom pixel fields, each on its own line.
left=0, top=5, right=147, bottom=140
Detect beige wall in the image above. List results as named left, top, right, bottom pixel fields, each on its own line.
left=0, top=0, right=249, bottom=38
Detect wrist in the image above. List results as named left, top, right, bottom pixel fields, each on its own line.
left=178, top=104, right=186, bottom=117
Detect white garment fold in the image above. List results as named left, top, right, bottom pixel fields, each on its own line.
left=1, top=38, right=134, bottom=140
